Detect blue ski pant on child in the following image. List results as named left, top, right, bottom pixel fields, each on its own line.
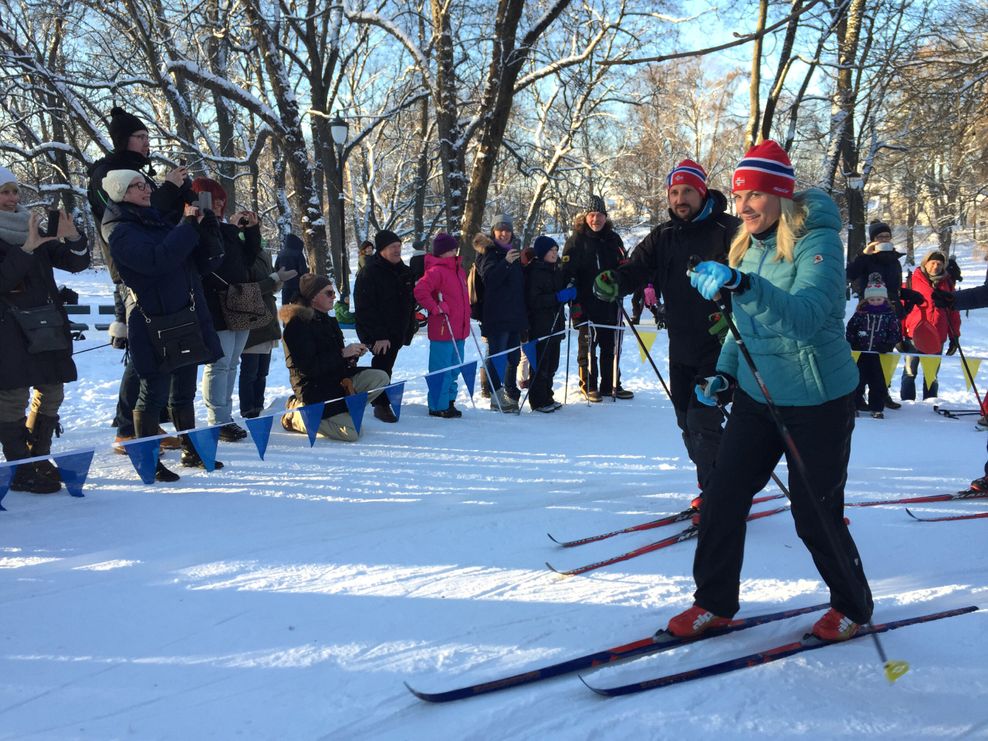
left=428, top=340, right=465, bottom=411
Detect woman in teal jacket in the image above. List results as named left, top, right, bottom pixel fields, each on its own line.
left=664, top=141, right=873, bottom=644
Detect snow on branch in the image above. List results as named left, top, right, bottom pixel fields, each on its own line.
left=164, top=59, right=283, bottom=132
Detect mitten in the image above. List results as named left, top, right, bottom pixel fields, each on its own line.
left=593, top=270, right=619, bottom=302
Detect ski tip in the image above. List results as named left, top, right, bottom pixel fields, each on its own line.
left=905, top=508, right=920, bottom=521
left=545, top=561, right=570, bottom=576
left=546, top=532, right=561, bottom=545
left=577, top=674, right=609, bottom=696
left=404, top=681, right=427, bottom=700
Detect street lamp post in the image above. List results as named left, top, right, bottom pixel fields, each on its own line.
left=330, top=114, right=351, bottom=317
left=845, top=170, right=865, bottom=258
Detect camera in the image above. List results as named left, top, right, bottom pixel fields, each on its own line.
left=197, top=191, right=212, bottom=213
left=238, top=216, right=249, bottom=227
left=42, top=209, right=60, bottom=238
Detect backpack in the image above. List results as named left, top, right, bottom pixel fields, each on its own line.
left=467, top=262, right=484, bottom=321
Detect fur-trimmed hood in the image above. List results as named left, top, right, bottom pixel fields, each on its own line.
left=279, top=302, right=316, bottom=324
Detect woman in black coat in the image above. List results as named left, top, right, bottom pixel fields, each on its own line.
left=102, top=169, right=224, bottom=483
left=475, top=214, right=528, bottom=411
left=0, top=168, right=90, bottom=493
left=279, top=274, right=389, bottom=442
left=562, top=195, right=630, bottom=401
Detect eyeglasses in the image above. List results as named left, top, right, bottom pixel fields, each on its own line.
left=130, top=133, right=150, bottom=142
left=320, top=288, right=336, bottom=297
left=127, top=181, right=150, bottom=192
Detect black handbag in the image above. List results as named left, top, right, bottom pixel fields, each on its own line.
left=7, top=302, right=70, bottom=354
left=138, top=292, right=212, bottom=373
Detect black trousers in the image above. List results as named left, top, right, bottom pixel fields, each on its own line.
left=528, top=336, right=561, bottom=409
left=693, top=390, right=873, bottom=624
left=669, top=360, right=725, bottom=489
left=577, top=324, right=620, bottom=394
left=370, top=341, right=401, bottom=406
left=854, top=353, right=886, bottom=412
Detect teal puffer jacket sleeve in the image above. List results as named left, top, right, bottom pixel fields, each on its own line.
left=716, top=189, right=859, bottom=406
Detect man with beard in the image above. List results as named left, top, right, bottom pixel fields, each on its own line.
left=593, top=160, right=740, bottom=499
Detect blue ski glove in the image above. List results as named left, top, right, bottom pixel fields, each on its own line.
left=556, top=286, right=577, bottom=304
left=593, top=270, right=620, bottom=302
left=694, top=375, right=729, bottom=407
left=690, top=261, right=743, bottom=301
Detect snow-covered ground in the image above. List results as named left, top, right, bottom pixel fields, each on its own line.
left=2, top=231, right=987, bottom=739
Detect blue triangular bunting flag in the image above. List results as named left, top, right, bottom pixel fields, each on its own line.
left=385, top=383, right=405, bottom=422
left=53, top=450, right=95, bottom=498
left=186, top=427, right=220, bottom=472
left=0, top=463, right=11, bottom=510
left=522, top=340, right=539, bottom=375
left=345, top=391, right=369, bottom=435
left=489, top=353, right=508, bottom=386
left=126, top=438, right=160, bottom=485
left=244, top=415, right=274, bottom=460
left=299, top=402, right=325, bottom=447
left=425, top=370, right=446, bottom=399
left=459, top=360, right=477, bottom=398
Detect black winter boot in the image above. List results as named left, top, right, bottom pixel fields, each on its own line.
left=171, top=406, right=224, bottom=470
left=0, top=419, right=60, bottom=494
left=26, top=412, right=62, bottom=484
left=133, top=410, right=180, bottom=483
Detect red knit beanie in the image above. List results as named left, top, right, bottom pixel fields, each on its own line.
left=667, top=159, right=707, bottom=198
left=732, top=140, right=796, bottom=199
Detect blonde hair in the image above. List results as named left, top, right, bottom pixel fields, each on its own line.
left=728, top=193, right=808, bottom=268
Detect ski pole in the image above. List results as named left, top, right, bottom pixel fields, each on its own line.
left=944, top=318, right=983, bottom=412
left=687, top=255, right=904, bottom=682
left=72, top=342, right=112, bottom=355
left=439, top=297, right=477, bottom=412
left=518, top=305, right=567, bottom=413
left=469, top=324, right=504, bottom=413
left=564, top=308, right=573, bottom=403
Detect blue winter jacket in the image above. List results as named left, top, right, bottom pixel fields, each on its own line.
left=717, top=188, right=859, bottom=406
left=103, top=202, right=224, bottom=376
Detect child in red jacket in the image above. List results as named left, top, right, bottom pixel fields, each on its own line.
left=413, top=233, right=470, bottom=417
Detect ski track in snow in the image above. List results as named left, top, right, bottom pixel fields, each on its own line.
left=2, top=236, right=988, bottom=738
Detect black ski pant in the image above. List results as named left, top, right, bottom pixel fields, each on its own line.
left=669, top=360, right=724, bottom=490
left=854, top=353, right=886, bottom=413
left=692, top=390, right=873, bottom=625
left=369, top=341, right=401, bottom=408
left=577, top=324, right=619, bottom=394
left=528, top=336, right=561, bottom=410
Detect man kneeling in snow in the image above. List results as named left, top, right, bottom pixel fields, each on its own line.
left=279, top=274, right=389, bottom=442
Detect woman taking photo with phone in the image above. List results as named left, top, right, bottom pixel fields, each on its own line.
left=0, top=165, right=90, bottom=494
left=102, top=169, right=224, bottom=483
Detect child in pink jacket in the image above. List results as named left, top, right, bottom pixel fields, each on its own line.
left=413, top=233, right=470, bottom=417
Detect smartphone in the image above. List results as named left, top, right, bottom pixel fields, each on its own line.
left=180, top=158, right=187, bottom=167
left=198, top=191, right=212, bottom=212
left=43, top=209, right=60, bottom=238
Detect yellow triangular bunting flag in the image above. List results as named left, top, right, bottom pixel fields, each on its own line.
left=919, top=356, right=941, bottom=390
left=960, top=358, right=982, bottom=392
left=638, top=330, right=657, bottom=363
left=879, top=353, right=901, bottom=386
left=851, top=351, right=861, bottom=363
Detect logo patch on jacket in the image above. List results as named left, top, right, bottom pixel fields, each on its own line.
left=561, top=255, right=570, bottom=263
left=813, top=254, right=823, bottom=264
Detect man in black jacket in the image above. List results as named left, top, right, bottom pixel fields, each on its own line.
left=353, top=229, right=417, bottom=423
left=87, top=108, right=194, bottom=451
left=595, top=160, right=740, bottom=493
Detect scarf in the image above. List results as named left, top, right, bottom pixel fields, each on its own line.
left=0, top=205, right=29, bottom=247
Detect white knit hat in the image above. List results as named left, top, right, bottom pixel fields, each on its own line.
left=863, top=272, right=888, bottom=300
left=102, top=169, right=143, bottom=203
left=0, top=165, right=16, bottom=189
